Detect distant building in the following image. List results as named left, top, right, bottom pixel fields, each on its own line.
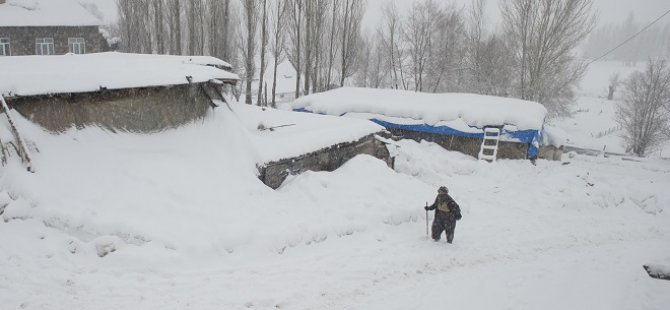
left=0, top=0, right=107, bottom=56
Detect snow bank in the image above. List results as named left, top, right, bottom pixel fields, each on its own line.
left=0, top=0, right=102, bottom=27
left=291, top=87, right=548, bottom=131
left=0, top=52, right=238, bottom=97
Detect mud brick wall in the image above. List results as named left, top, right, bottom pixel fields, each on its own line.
left=8, top=84, right=213, bottom=133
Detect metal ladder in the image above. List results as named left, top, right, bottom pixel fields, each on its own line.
left=478, top=127, right=501, bottom=162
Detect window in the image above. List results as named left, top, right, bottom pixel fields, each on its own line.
left=35, top=38, right=55, bottom=55
left=0, top=38, right=10, bottom=56
left=68, top=37, right=85, bottom=54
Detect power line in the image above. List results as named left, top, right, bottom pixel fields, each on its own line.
left=586, top=8, right=670, bottom=66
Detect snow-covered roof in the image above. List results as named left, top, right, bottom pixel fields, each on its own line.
left=292, top=87, right=548, bottom=131
left=230, top=103, right=385, bottom=163
left=0, top=0, right=103, bottom=27
left=0, top=52, right=239, bottom=97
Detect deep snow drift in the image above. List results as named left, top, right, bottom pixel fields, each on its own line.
left=1, top=61, right=669, bottom=309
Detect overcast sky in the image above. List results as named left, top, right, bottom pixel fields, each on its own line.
left=363, top=0, right=670, bottom=32
left=85, top=0, right=670, bottom=31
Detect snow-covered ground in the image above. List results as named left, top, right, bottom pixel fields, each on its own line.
left=1, top=61, right=669, bottom=309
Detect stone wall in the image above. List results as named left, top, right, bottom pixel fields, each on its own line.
left=538, top=145, right=563, bottom=161
left=8, top=83, right=214, bottom=133
left=0, top=26, right=106, bottom=56
left=385, top=127, right=530, bottom=160
left=258, top=134, right=392, bottom=189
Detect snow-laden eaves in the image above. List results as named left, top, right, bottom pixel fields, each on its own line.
left=0, top=0, right=103, bottom=27
left=0, top=52, right=239, bottom=97
left=292, top=87, right=548, bottom=131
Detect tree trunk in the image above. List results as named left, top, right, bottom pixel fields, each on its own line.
left=325, top=0, right=338, bottom=89
left=257, top=0, right=268, bottom=105
left=304, top=1, right=312, bottom=95
left=340, top=0, right=351, bottom=87
left=245, top=0, right=257, bottom=105
left=155, top=0, right=164, bottom=54
left=175, top=0, right=181, bottom=54
left=272, top=56, right=279, bottom=107
left=294, top=1, right=302, bottom=99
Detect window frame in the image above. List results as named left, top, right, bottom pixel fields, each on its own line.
left=35, top=37, right=55, bottom=55
left=0, top=37, right=10, bottom=56
left=68, top=37, right=86, bottom=54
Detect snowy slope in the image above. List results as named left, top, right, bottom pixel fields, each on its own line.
left=1, top=93, right=669, bottom=309
left=550, top=61, right=661, bottom=155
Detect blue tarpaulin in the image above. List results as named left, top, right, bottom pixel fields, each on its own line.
left=293, top=108, right=542, bottom=158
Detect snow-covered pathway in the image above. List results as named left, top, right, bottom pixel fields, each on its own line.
left=11, top=207, right=664, bottom=310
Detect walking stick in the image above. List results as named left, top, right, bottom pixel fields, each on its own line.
left=425, top=202, right=430, bottom=238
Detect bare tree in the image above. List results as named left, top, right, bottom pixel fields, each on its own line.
left=379, top=2, right=402, bottom=89
left=403, top=0, right=442, bottom=91
left=309, top=0, right=329, bottom=93
left=339, top=0, right=365, bottom=86
left=257, top=0, right=269, bottom=106
left=617, top=59, right=670, bottom=156
left=288, top=0, right=304, bottom=98
left=467, top=0, right=485, bottom=92
left=325, top=0, right=340, bottom=89
left=172, top=0, right=182, bottom=54
left=188, top=0, right=197, bottom=55
left=607, top=73, right=620, bottom=100
left=153, top=0, right=165, bottom=54
left=241, top=0, right=260, bottom=104
left=476, top=34, right=514, bottom=96
left=303, top=0, right=313, bottom=94
left=270, top=0, right=289, bottom=107
left=116, top=0, right=240, bottom=70
left=425, top=6, right=466, bottom=93
left=501, top=0, right=596, bottom=117
left=356, top=32, right=386, bottom=88
left=117, top=0, right=152, bottom=53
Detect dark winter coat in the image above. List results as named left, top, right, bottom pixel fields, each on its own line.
left=426, top=193, right=462, bottom=219
left=426, top=193, right=462, bottom=243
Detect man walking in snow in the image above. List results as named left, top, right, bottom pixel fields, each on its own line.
left=425, top=186, right=462, bottom=243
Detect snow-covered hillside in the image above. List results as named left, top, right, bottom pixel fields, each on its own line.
left=552, top=61, right=670, bottom=157
left=1, top=87, right=669, bottom=309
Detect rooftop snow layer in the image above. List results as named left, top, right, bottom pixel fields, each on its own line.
left=292, top=87, right=548, bottom=131
left=0, top=0, right=103, bottom=27
left=225, top=102, right=385, bottom=163
left=0, top=52, right=239, bottom=97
